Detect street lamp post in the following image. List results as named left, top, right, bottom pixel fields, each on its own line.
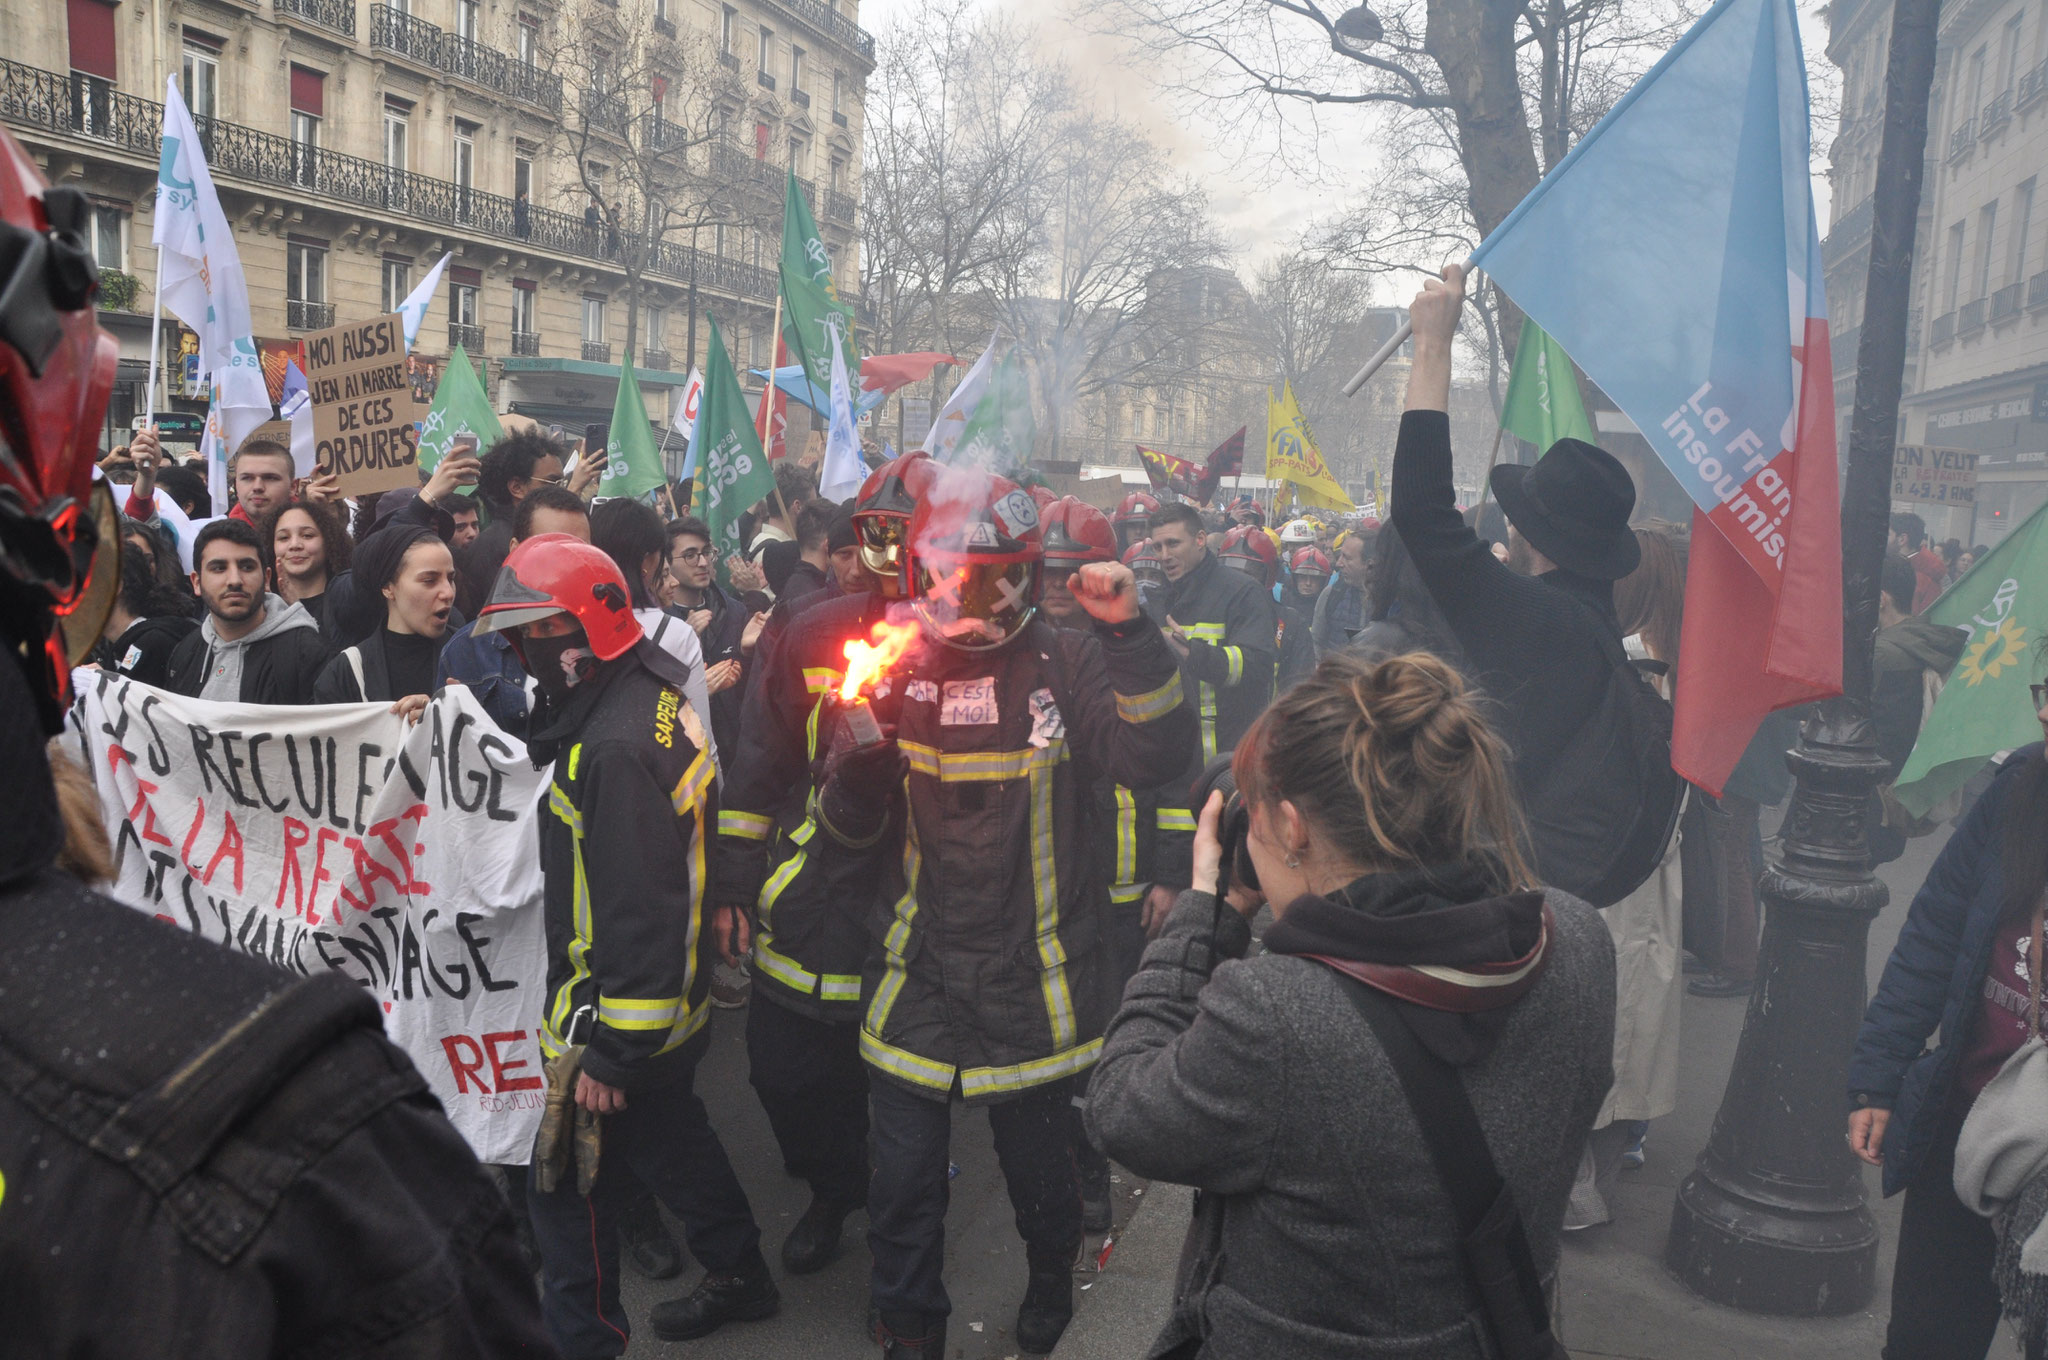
left=1664, top=0, right=1943, bottom=1315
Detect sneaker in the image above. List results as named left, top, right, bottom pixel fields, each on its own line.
left=1015, top=1266, right=1074, bottom=1354
left=648, top=1254, right=780, bottom=1341
left=1621, top=1123, right=1648, bottom=1171
left=710, top=961, right=751, bottom=1009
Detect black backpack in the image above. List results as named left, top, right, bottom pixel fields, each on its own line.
left=1521, top=606, right=1682, bottom=908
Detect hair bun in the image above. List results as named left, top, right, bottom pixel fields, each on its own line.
left=1355, top=653, right=1462, bottom=744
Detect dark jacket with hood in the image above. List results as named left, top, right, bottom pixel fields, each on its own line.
left=673, top=577, right=752, bottom=767
left=311, top=627, right=447, bottom=705
left=1087, top=870, right=1615, bottom=1360
left=163, top=594, right=331, bottom=705
left=1873, top=616, right=1968, bottom=775
left=105, top=611, right=199, bottom=689
left=320, top=490, right=457, bottom=649
left=0, top=659, right=550, bottom=1356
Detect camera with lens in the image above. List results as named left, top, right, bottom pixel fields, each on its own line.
left=1189, top=753, right=1259, bottom=898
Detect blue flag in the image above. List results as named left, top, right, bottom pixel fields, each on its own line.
left=1469, top=0, right=1823, bottom=590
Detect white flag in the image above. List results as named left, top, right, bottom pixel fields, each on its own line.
left=819, top=341, right=865, bottom=501
left=673, top=367, right=706, bottom=479
left=278, top=359, right=318, bottom=478
left=399, top=253, right=451, bottom=350
left=153, top=79, right=269, bottom=467
left=921, top=333, right=996, bottom=463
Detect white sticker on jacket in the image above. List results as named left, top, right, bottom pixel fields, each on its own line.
left=1027, top=687, right=1065, bottom=748
left=907, top=679, right=938, bottom=704
left=120, top=645, right=143, bottom=672
left=939, top=678, right=998, bottom=726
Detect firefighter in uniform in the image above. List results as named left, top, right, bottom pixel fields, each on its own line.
left=712, top=452, right=936, bottom=1275
left=1109, top=489, right=1160, bottom=555
left=1139, top=501, right=1277, bottom=934
left=474, top=534, right=775, bottom=1356
left=821, top=468, right=1194, bottom=1357
left=1277, top=544, right=1332, bottom=687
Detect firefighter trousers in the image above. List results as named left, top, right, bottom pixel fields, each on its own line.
left=746, top=990, right=871, bottom=1208
left=868, top=1074, right=1083, bottom=1318
left=526, top=1041, right=764, bottom=1359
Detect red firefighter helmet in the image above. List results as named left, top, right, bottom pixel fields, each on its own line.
left=1220, top=523, right=1278, bottom=588
left=1122, top=537, right=1166, bottom=588
left=1288, top=546, right=1332, bottom=580
left=1041, top=496, right=1116, bottom=564
left=0, top=127, right=121, bottom=731
left=474, top=533, right=644, bottom=662
left=1111, top=491, right=1160, bottom=551
left=906, top=466, right=1043, bottom=651
left=853, top=450, right=935, bottom=592
left=1027, top=483, right=1059, bottom=514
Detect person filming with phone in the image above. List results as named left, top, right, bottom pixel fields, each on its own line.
left=1086, top=651, right=1616, bottom=1360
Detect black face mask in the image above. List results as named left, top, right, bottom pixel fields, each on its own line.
left=523, top=630, right=599, bottom=704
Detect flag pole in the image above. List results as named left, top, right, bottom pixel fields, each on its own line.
left=1342, top=266, right=1484, bottom=399
left=141, top=246, right=165, bottom=427
left=1476, top=424, right=1508, bottom=509
left=759, top=291, right=794, bottom=528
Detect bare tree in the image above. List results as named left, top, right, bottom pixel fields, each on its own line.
left=554, top=4, right=753, bottom=367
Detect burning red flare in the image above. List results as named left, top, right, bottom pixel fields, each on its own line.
left=840, top=618, right=923, bottom=701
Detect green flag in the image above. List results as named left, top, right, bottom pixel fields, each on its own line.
left=597, top=360, right=668, bottom=500
left=415, top=346, right=503, bottom=492
left=778, top=170, right=858, bottom=391
left=949, top=354, right=1035, bottom=470
left=1500, top=317, right=1596, bottom=451
left=691, top=318, right=777, bottom=587
left=1893, top=502, right=2048, bottom=815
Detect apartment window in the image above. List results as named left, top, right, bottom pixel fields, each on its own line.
left=645, top=305, right=666, bottom=349
left=381, top=257, right=411, bottom=313
left=90, top=205, right=124, bottom=271
left=582, top=295, right=606, bottom=344
left=383, top=102, right=409, bottom=170
left=513, top=280, right=537, bottom=336
left=757, top=26, right=773, bottom=72
left=455, top=0, right=479, bottom=42
left=2001, top=12, right=2026, bottom=91
left=714, top=222, right=727, bottom=256
left=453, top=121, right=477, bottom=191
left=518, top=14, right=538, bottom=66
left=789, top=139, right=803, bottom=178
left=652, top=76, right=668, bottom=122
left=721, top=5, right=736, bottom=52
left=1977, top=200, right=2000, bottom=298
left=181, top=37, right=220, bottom=120
left=451, top=282, right=479, bottom=328
left=655, top=0, right=670, bottom=24
left=287, top=241, right=327, bottom=304
left=1967, top=44, right=1988, bottom=115
left=832, top=70, right=843, bottom=115
left=791, top=45, right=804, bottom=94
left=2014, top=179, right=2037, bottom=287
left=754, top=121, right=770, bottom=159
left=1946, top=220, right=1967, bottom=310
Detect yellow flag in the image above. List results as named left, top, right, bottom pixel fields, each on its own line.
left=1265, top=382, right=1352, bottom=511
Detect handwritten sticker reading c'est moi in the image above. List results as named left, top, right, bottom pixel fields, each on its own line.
left=939, top=677, right=998, bottom=726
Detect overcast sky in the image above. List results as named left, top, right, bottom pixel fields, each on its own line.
left=855, top=0, right=1839, bottom=300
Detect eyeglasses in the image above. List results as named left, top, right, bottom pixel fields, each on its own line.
left=2033, top=683, right=2048, bottom=711
left=675, top=547, right=713, bottom=563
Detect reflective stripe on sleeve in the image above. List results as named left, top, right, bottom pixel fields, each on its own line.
left=1156, top=808, right=1196, bottom=833
left=1114, top=674, right=1183, bottom=724
left=598, top=995, right=681, bottom=1030
left=719, top=809, right=773, bottom=840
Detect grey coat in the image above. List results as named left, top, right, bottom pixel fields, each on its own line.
left=1086, top=889, right=1615, bottom=1360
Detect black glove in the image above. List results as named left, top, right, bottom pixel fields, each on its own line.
left=817, top=729, right=905, bottom=849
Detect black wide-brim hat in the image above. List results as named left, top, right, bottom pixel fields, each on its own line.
left=1489, top=437, right=1641, bottom=581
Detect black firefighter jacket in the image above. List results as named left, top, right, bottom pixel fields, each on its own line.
left=1149, top=550, right=1277, bottom=888
left=858, top=612, right=1193, bottom=1104
left=529, top=640, right=720, bottom=1090
left=714, top=588, right=893, bottom=1022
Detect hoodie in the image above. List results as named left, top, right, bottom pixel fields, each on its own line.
left=1873, top=616, right=1969, bottom=775
left=164, top=593, right=333, bottom=706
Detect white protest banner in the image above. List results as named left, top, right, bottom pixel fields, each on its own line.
left=68, top=674, right=547, bottom=1164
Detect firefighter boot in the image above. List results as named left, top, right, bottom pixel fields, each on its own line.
left=1015, top=1263, right=1074, bottom=1354
left=782, top=1192, right=858, bottom=1274
left=619, top=1192, right=683, bottom=1280
left=875, top=1310, right=947, bottom=1356
left=648, top=1249, right=780, bottom=1341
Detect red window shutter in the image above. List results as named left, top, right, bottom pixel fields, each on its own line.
left=450, top=265, right=483, bottom=286
left=652, top=75, right=669, bottom=102
left=290, top=65, right=325, bottom=116
left=67, top=0, right=117, bottom=80
left=514, top=278, right=537, bottom=292
left=754, top=122, right=769, bottom=159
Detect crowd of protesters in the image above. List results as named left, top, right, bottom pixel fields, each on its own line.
left=9, top=238, right=2038, bottom=1360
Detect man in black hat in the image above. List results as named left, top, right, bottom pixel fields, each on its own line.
left=1390, top=265, right=1644, bottom=831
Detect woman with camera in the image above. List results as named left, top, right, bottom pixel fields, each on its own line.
left=1087, top=652, right=1616, bottom=1359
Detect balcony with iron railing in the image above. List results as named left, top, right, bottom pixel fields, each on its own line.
left=719, top=49, right=741, bottom=70
left=367, top=5, right=562, bottom=112
left=1823, top=196, right=1872, bottom=263
left=655, top=15, right=676, bottom=35
left=1958, top=297, right=1987, bottom=334
left=643, top=348, right=672, bottom=370
left=288, top=299, right=334, bottom=330
left=581, top=91, right=630, bottom=136
left=1981, top=88, right=2014, bottom=137
left=582, top=341, right=612, bottom=362
left=511, top=330, right=542, bottom=356
left=449, top=321, right=486, bottom=351
left=644, top=115, right=693, bottom=154
left=2021, top=58, right=2048, bottom=112
left=757, top=70, right=777, bottom=92
left=1948, top=116, right=1976, bottom=161
left=0, top=57, right=782, bottom=306
left=761, top=0, right=875, bottom=60
left=2033, top=271, right=2048, bottom=310
left=1992, top=282, right=2024, bottom=323
left=792, top=88, right=810, bottom=108
left=825, top=186, right=855, bottom=224
left=275, top=0, right=356, bottom=37
left=1931, top=310, right=1956, bottom=347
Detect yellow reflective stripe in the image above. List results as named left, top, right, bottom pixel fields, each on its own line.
left=755, top=938, right=819, bottom=993
left=670, top=751, right=714, bottom=815
left=803, top=667, right=842, bottom=695
left=548, top=783, right=585, bottom=837
left=1221, top=645, right=1244, bottom=686
left=898, top=740, right=1068, bottom=782
left=959, top=1038, right=1104, bottom=1100
left=655, top=1004, right=710, bottom=1054
left=597, top=995, right=681, bottom=1030
left=567, top=742, right=583, bottom=780
left=805, top=693, right=825, bottom=761
left=1029, top=761, right=1076, bottom=1051
left=1113, top=787, right=1138, bottom=886
left=820, top=974, right=863, bottom=1001
left=1115, top=673, right=1184, bottom=724
left=880, top=825, right=924, bottom=959
left=1183, top=621, right=1226, bottom=757
left=545, top=785, right=594, bottom=1048
left=756, top=822, right=813, bottom=928
left=719, top=809, right=773, bottom=840
left=1110, top=883, right=1146, bottom=904
left=861, top=1028, right=957, bottom=1091
left=1156, top=808, right=1196, bottom=832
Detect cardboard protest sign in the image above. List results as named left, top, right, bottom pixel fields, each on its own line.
left=303, top=313, right=420, bottom=497
left=68, top=674, right=548, bottom=1163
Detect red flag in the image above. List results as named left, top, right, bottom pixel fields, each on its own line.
left=1136, top=445, right=1201, bottom=499
left=1671, top=317, right=1843, bottom=794
left=1194, top=428, right=1246, bottom=505
left=859, top=352, right=958, bottom=399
